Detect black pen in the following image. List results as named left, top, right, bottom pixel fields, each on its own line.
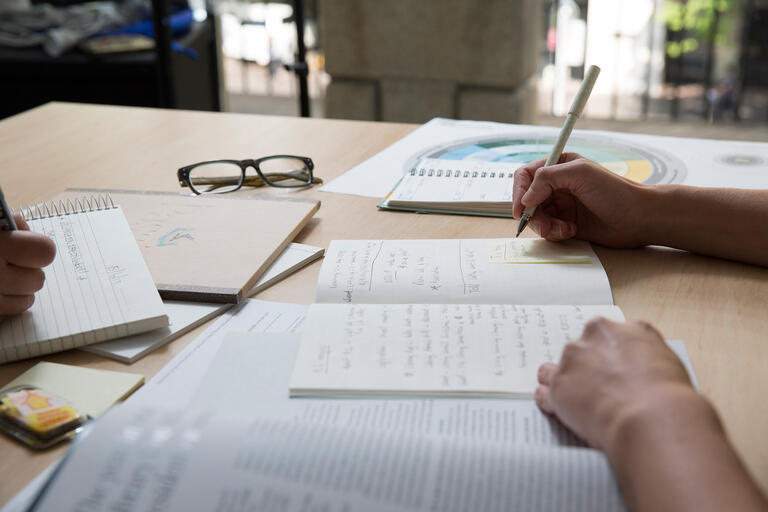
left=0, top=186, right=18, bottom=231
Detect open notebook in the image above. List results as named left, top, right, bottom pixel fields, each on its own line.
left=0, top=197, right=167, bottom=364
left=290, top=238, right=619, bottom=398
left=378, top=158, right=517, bottom=216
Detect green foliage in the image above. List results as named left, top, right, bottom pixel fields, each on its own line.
left=662, top=0, right=735, bottom=58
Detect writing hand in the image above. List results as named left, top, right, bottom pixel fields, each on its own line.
left=512, top=153, right=650, bottom=247
left=0, top=214, right=56, bottom=315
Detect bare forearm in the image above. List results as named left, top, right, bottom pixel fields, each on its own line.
left=607, top=388, right=768, bottom=512
left=639, top=186, right=768, bottom=266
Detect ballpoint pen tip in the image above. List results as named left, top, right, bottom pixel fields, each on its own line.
left=515, top=217, right=528, bottom=238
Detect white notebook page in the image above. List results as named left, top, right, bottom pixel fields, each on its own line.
left=316, top=239, right=613, bottom=305
left=290, top=303, right=625, bottom=398
left=0, top=207, right=167, bottom=363
left=383, top=158, right=517, bottom=204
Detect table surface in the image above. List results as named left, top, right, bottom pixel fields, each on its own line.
left=1, top=102, right=767, bottom=504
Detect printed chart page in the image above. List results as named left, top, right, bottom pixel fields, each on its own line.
left=316, top=239, right=613, bottom=305
left=322, top=117, right=768, bottom=198
left=290, top=304, right=625, bottom=398
left=30, top=403, right=624, bottom=512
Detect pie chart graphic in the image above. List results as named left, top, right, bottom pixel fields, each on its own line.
left=411, top=134, right=686, bottom=185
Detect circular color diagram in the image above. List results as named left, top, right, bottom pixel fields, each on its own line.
left=411, top=134, right=687, bottom=185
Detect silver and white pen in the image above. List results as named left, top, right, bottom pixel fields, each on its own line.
left=516, top=64, right=601, bottom=237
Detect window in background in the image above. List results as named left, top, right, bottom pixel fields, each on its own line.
left=216, top=0, right=328, bottom=117
left=540, top=0, right=767, bottom=128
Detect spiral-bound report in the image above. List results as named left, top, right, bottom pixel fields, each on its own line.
left=0, top=196, right=168, bottom=363
left=378, top=158, right=517, bottom=217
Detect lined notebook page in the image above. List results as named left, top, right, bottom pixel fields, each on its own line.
left=0, top=206, right=167, bottom=363
left=290, top=304, right=625, bottom=398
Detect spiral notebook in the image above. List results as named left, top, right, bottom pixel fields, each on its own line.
left=0, top=196, right=168, bottom=364
left=378, top=158, right=517, bottom=217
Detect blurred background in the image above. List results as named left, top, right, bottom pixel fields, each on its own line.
left=2, top=0, right=767, bottom=140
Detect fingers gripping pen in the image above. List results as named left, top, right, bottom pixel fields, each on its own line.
left=516, top=65, right=601, bottom=237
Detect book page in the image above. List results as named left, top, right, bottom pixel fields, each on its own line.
left=290, top=304, right=625, bottom=398
left=196, top=332, right=583, bottom=447
left=0, top=208, right=166, bottom=363
left=198, top=333, right=698, bottom=443
left=315, top=239, right=613, bottom=305
left=30, top=404, right=624, bottom=512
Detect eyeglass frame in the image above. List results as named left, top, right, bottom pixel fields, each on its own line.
left=177, top=155, right=316, bottom=194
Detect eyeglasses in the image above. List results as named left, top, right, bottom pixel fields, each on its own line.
left=177, top=155, right=321, bottom=194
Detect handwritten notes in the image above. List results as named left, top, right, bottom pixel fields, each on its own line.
left=486, top=239, right=592, bottom=264
left=289, top=303, right=625, bottom=398
left=316, top=239, right=613, bottom=305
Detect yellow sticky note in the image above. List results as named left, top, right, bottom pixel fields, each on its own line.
left=486, top=239, right=592, bottom=264
left=0, top=362, right=144, bottom=418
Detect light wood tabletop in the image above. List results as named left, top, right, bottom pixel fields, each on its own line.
left=1, top=102, right=767, bottom=504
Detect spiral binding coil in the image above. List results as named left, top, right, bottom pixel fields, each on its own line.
left=19, top=194, right=116, bottom=222
left=408, top=166, right=515, bottom=179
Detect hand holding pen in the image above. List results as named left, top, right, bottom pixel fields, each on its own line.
left=515, top=65, right=601, bottom=237
left=0, top=187, right=56, bottom=315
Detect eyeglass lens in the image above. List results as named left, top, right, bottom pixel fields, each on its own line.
left=188, top=162, right=243, bottom=194
left=248, top=157, right=312, bottom=188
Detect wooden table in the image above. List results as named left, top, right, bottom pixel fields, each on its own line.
left=2, top=102, right=767, bottom=504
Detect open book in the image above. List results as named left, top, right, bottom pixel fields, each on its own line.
left=29, top=400, right=624, bottom=512
left=290, top=238, right=619, bottom=398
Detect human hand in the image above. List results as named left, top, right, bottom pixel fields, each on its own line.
left=0, top=213, right=56, bottom=315
left=534, top=318, right=711, bottom=454
left=512, top=153, right=651, bottom=248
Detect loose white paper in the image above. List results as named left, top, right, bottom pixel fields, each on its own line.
left=80, top=300, right=226, bottom=363
left=78, top=243, right=322, bottom=363
left=130, top=299, right=309, bottom=407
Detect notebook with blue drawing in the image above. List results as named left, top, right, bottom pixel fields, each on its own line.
left=60, top=189, right=320, bottom=304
